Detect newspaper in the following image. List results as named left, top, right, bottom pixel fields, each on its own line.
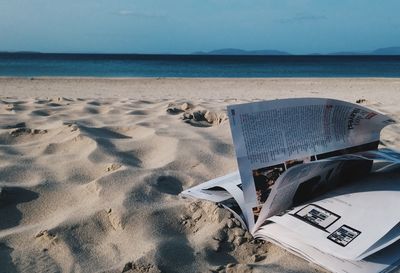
left=227, top=98, right=395, bottom=230
left=180, top=98, right=400, bottom=273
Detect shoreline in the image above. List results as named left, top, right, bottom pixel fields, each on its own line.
left=1, top=77, right=400, bottom=101
left=2, top=76, right=400, bottom=79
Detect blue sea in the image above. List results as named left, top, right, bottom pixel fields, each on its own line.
left=1, top=53, right=400, bottom=77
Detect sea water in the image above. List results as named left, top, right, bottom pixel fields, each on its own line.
left=0, top=53, right=400, bottom=77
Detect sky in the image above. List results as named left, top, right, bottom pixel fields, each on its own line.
left=0, top=0, right=399, bottom=54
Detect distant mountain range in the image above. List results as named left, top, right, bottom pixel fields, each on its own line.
left=192, top=46, right=400, bottom=56
left=0, top=51, right=41, bottom=54
left=192, top=48, right=290, bottom=55
left=370, top=47, right=400, bottom=55
left=1, top=47, right=400, bottom=55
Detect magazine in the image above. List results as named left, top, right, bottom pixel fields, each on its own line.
left=180, top=98, right=400, bottom=273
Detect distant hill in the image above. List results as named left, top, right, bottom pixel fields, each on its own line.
left=328, top=51, right=368, bottom=55
left=0, top=51, right=42, bottom=54
left=192, top=47, right=400, bottom=56
left=328, top=47, right=400, bottom=55
left=371, top=47, right=400, bottom=55
left=192, top=48, right=290, bottom=55
left=1, top=47, right=399, bottom=56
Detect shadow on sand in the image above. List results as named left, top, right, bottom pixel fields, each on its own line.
left=0, top=187, right=39, bottom=230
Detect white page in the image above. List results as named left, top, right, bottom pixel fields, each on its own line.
left=267, top=171, right=400, bottom=260
left=256, top=222, right=400, bottom=273
left=218, top=182, right=253, bottom=229
left=360, top=223, right=400, bottom=259
left=228, top=98, right=395, bottom=228
left=180, top=172, right=240, bottom=203
left=180, top=172, right=252, bottom=228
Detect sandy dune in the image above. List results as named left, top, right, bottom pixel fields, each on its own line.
left=1, top=78, right=400, bottom=273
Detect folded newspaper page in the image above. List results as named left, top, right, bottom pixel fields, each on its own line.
left=262, top=170, right=400, bottom=260
left=180, top=172, right=247, bottom=228
left=253, top=148, right=400, bottom=232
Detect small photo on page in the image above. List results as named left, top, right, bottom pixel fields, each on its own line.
left=293, top=204, right=340, bottom=230
left=327, top=225, right=361, bottom=247
left=252, top=163, right=285, bottom=204
left=252, top=206, right=262, bottom=222
left=284, top=155, right=316, bottom=169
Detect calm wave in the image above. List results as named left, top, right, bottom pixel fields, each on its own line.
left=1, top=53, right=400, bottom=77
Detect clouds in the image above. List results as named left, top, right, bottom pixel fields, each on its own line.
left=115, top=9, right=166, bottom=19
left=117, top=10, right=134, bottom=16
left=279, top=13, right=327, bottom=23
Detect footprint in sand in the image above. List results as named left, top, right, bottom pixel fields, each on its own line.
left=166, top=102, right=193, bottom=114
left=122, top=261, right=161, bottom=273
left=106, top=163, right=122, bottom=172
left=106, top=208, right=124, bottom=230
left=166, top=102, right=227, bottom=127
left=182, top=110, right=227, bottom=127
left=0, top=127, right=48, bottom=145
left=10, top=128, right=47, bottom=137
left=35, top=230, right=57, bottom=241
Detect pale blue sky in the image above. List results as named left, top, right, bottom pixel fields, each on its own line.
left=0, top=0, right=399, bottom=54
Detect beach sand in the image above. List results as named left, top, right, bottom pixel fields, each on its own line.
left=1, top=77, right=400, bottom=273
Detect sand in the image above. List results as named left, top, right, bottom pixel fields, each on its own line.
left=0, top=77, right=400, bottom=273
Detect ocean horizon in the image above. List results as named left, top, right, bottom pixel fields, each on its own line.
left=1, top=53, right=400, bottom=78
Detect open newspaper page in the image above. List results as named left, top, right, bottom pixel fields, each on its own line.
left=257, top=221, right=400, bottom=273
left=254, top=148, right=400, bottom=231
left=259, top=167, right=400, bottom=262
left=227, top=98, right=396, bottom=230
